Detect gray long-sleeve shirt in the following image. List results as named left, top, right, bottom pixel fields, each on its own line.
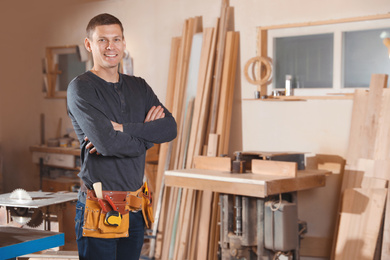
left=67, top=71, right=177, bottom=192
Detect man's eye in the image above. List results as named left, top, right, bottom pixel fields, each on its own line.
left=98, top=39, right=106, bottom=42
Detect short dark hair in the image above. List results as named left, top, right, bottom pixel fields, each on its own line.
left=86, top=13, right=124, bottom=39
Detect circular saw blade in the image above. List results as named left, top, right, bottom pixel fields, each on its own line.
left=27, top=209, right=44, bottom=228
left=9, top=188, right=32, bottom=203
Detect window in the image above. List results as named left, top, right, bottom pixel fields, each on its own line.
left=343, top=28, right=390, bottom=88
left=265, top=16, right=390, bottom=95
left=274, top=33, right=334, bottom=89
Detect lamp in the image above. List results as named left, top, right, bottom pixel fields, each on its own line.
left=380, top=31, right=390, bottom=58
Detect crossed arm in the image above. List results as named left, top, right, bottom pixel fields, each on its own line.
left=85, top=105, right=165, bottom=154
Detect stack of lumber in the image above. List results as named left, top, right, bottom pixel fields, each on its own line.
left=151, top=1, right=239, bottom=259
left=332, top=74, right=390, bottom=260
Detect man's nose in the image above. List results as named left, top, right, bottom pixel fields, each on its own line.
left=106, top=41, right=114, bottom=50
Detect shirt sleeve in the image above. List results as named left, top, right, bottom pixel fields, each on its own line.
left=121, top=80, right=177, bottom=144
left=67, top=78, right=148, bottom=158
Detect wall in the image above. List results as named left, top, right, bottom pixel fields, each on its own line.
left=0, top=0, right=389, bottom=258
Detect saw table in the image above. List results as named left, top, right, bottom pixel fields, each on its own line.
left=0, top=226, right=64, bottom=260
left=0, top=191, right=77, bottom=252
left=0, top=191, right=77, bottom=230
left=164, top=167, right=328, bottom=260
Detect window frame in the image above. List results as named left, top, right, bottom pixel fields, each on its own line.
left=256, top=14, right=390, bottom=97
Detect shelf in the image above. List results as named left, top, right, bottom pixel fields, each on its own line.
left=30, top=145, right=80, bottom=156
left=243, top=94, right=354, bottom=101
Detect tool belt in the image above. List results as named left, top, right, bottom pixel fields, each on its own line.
left=82, top=183, right=154, bottom=239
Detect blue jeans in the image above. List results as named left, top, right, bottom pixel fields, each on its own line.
left=75, top=200, right=145, bottom=260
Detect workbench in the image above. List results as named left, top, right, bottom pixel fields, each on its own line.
left=164, top=168, right=328, bottom=260
left=0, top=226, right=64, bottom=260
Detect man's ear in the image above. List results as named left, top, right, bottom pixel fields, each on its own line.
left=84, top=38, right=92, bottom=52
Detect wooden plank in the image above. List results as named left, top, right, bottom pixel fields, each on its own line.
left=193, top=156, right=231, bottom=172
left=155, top=37, right=181, bottom=209
left=153, top=186, right=170, bottom=259
left=209, top=0, right=230, bottom=135
left=219, top=31, right=239, bottom=155
left=361, top=74, right=388, bottom=159
left=334, top=188, right=387, bottom=260
left=192, top=20, right=218, bottom=160
left=186, top=28, right=215, bottom=169
left=170, top=18, right=192, bottom=169
left=374, top=88, right=390, bottom=160
left=345, top=89, right=369, bottom=164
left=346, top=74, right=388, bottom=164
left=251, top=159, right=297, bottom=177
left=175, top=31, right=203, bottom=170
left=160, top=187, right=178, bottom=260
left=195, top=190, right=213, bottom=260
left=176, top=98, right=195, bottom=169
left=206, top=133, right=219, bottom=157
left=257, top=28, right=268, bottom=96
left=188, top=191, right=202, bottom=260
left=208, top=193, right=219, bottom=260
left=382, top=188, right=390, bottom=259
left=176, top=189, right=195, bottom=260
left=172, top=188, right=187, bottom=259
left=216, top=30, right=234, bottom=155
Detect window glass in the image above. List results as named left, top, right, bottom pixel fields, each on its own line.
left=58, top=53, right=86, bottom=91
left=343, top=28, right=390, bottom=88
left=274, top=33, right=334, bottom=89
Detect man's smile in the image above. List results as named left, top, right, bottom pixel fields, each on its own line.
left=105, top=54, right=117, bottom=57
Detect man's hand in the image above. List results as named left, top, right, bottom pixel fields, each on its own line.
left=84, top=136, right=100, bottom=155
left=111, top=121, right=123, bottom=132
left=144, top=105, right=165, bottom=123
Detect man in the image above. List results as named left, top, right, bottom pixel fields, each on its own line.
left=67, top=13, right=177, bottom=260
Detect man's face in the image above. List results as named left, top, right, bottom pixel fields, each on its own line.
left=85, top=24, right=126, bottom=70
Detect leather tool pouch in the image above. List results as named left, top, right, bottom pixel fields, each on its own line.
left=141, top=186, right=154, bottom=229
left=83, top=189, right=141, bottom=239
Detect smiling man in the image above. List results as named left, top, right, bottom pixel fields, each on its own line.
left=67, top=13, right=177, bottom=260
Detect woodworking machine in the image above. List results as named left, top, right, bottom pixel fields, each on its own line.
left=0, top=189, right=77, bottom=230
left=220, top=152, right=307, bottom=260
